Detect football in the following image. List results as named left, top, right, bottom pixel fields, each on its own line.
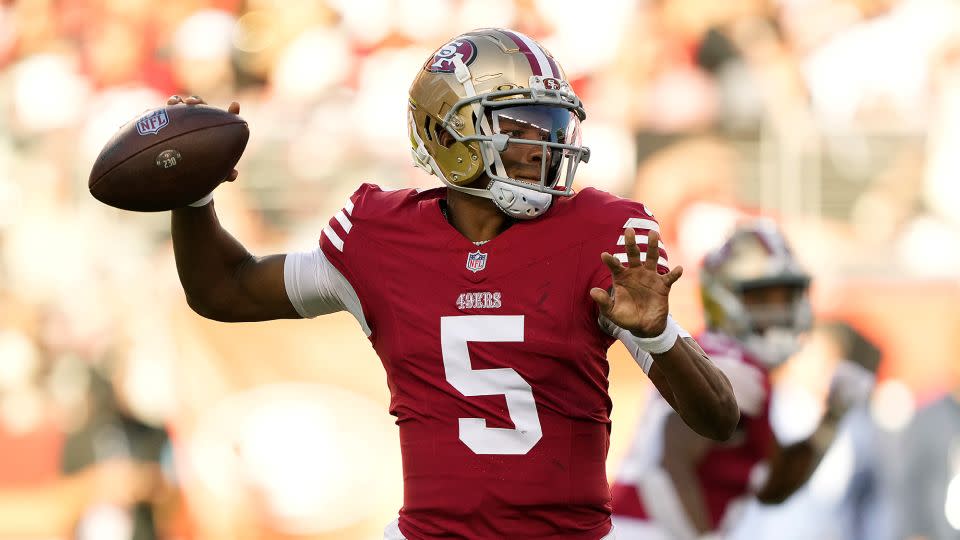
left=88, top=104, right=249, bottom=212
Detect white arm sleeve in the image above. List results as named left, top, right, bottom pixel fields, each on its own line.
left=599, top=315, right=692, bottom=374
left=284, top=247, right=372, bottom=337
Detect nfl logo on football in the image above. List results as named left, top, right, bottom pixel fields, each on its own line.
left=136, top=109, right=169, bottom=136
left=466, top=250, right=488, bottom=273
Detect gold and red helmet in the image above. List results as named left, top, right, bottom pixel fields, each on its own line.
left=701, top=219, right=812, bottom=367
left=408, top=28, right=590, bottom=219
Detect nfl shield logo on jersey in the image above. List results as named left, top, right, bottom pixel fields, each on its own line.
left=465, top=250, right=488, bottom=273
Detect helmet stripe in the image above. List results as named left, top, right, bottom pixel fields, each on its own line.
left=546, top=55, right=560, bottom=78
left=499, top=29, right=556, bottom=78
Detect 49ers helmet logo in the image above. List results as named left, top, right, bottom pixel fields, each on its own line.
left=426, top=39, right=477, bottom=73
left=542, top=77, right=562, bottom=90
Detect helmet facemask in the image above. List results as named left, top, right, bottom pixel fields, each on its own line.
left=444, top=78, right=589, bottom=219
left=734, top=283, right=813, bottom=368
left=449, top=79, right=588, bottom=186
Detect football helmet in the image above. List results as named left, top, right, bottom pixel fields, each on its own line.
left=700, top=220, right=812, bottom=368
left=408, top=28, right=590, bottom=219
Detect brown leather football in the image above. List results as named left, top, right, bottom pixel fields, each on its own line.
left=89, top=104, right=249, bottom=211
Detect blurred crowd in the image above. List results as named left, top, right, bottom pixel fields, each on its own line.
left=0, top=0, right=959, bottom=538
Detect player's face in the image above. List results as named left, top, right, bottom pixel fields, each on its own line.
left=487, top=105, right=580, bottom=188
left=740, top=285, right=805, bottom=333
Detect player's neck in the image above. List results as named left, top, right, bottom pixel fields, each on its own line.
left=444, top=188, right=511, bottom=243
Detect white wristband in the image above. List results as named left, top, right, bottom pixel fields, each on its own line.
left=188, top=192, right=214, bottom=207
left=631, top=318, right=681, bottom=354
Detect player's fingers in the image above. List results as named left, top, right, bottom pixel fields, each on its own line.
left=600, top=252, right=624, bottom=276
left=227, top=101, right=240, bottom=114
left=624, top=228, right=644, bottom=267
left=589, top=287, right=613, bottom=314
left=167, top=95, right=182, bottom=105
left=663, top=265, right=683, bottom=287
left=184, top=95, right=205, bottom=105
left=644, top=229, right=661, bottom=270
left=226, top=169, right=239, bottom=182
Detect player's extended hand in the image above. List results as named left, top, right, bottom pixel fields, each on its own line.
left=167, top=95, right=241, bottom=183
left=590, top=228, right=683, bottom=338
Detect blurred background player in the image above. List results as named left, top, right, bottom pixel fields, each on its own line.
left=723, top=320, right=891, bottom=540
left=610, top=220, right=874, bottom=539
left=165, top=28, right=738, bottom=539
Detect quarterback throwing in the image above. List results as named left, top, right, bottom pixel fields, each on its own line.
left=167, top=28, right=738, bottom=540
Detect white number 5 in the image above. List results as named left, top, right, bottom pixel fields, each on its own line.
left=440, top=315, right=543, bottom=455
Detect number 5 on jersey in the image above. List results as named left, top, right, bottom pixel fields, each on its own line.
left=440, top=315, right=543, bottom=455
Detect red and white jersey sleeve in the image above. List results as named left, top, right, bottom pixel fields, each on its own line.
left=584, top=194, right=670, bottom=294
left=315, top=184, right=387, bottom=336
left=283, top=246, right=371, bottom=336
left=574, top=188, right=686, bottom=373
left=281, top=184, right=385, bottom=337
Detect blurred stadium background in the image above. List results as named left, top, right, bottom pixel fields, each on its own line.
left=0, top=0, right=958, bottom=539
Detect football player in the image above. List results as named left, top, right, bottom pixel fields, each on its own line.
left=168, top=29, right=738, bottom=540
left=610, top=220, right=873, bottom=539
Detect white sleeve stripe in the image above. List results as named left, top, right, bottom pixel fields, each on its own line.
left=623, top=218, right=660, bottom=232
left=344, top=199, right=354, bottom=215
left=614, top=253, right=669, bottom=266
left=334, top=210, right=353, bottom=233
left=617, top=235, right=665, bottom=248
left=322, top=225, right=344, bottom=251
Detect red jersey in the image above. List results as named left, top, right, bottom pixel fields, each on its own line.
left=318, top=184, right=669, bottom=540
left=610, top=331, right=774, bottom=531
